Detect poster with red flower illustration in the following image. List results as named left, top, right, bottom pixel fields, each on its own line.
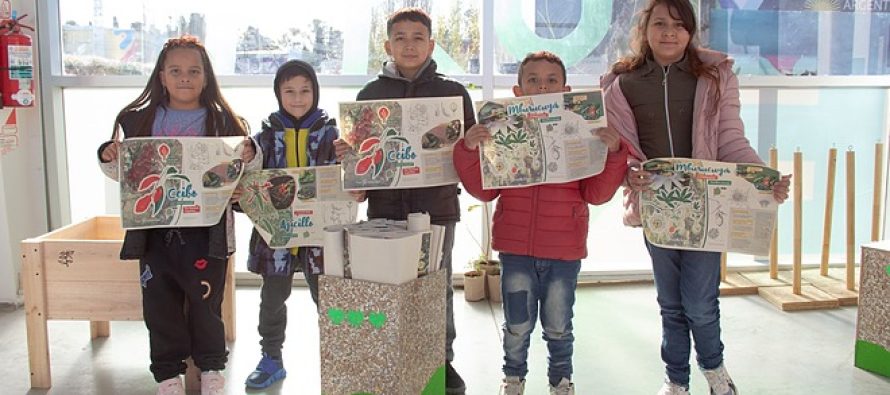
left=119, top=137, right=244, bottom=229
left=477, top=90, right=609, bottom=189
left=640, top=158, right=780, bottom=255
left=238, top=165, right=358, bottom=248
left=339, top=96, right=463, bottom=190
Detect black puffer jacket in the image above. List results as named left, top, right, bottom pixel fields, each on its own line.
left=356, top=59, right=477, bottom=224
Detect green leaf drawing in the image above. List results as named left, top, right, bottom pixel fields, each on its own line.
left=493, top=128, right=529, bottom=150
left=655, top=187, right=694, bottom=208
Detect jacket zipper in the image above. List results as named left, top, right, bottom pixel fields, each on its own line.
left=661, top=64, right=675, bottom=157
left=528, top=187, right=539, bottom=256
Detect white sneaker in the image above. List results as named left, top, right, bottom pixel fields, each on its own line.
left=657, top=380, right=690, bottom=395
left=549, top=377, right=575, bottom=395
left=702, top=364, right=738, bottom=395
left=500, top=376, right=525, bottom=395
left=156, top=376, right=185, bottom=395
left=200, top=370, right=225, bottom=395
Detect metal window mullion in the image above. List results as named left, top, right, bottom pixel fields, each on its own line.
left=39, top=0, right=71, bottom=229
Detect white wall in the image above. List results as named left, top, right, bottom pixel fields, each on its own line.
left=0, top=0, right=47, bottom=304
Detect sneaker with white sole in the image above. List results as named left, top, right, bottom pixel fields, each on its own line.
left=702, top=364, right=738, bottom=395
left=156, top=376, right=185, bottom=395
left=200, top=370, right=225, bottom=395
left=549, top=377, right=575, bottom=395
left=657, top=380, right=690, bottom=395
left=500, top=376, right=525, bottom=395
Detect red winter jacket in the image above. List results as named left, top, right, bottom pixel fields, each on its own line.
left=453, top=139, right=628, bottom=260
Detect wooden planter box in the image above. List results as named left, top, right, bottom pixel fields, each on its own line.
left=21, top=215, right=236, bottom=389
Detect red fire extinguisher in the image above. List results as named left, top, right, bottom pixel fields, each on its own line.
left=0, top=7, right=34, bottom=108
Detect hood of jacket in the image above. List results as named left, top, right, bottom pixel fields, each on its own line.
left=273, top=59, right=320, bottom=124
left=379, top=58, right=436, bottom=82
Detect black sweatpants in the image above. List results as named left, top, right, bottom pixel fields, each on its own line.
left=257, top=251, right=319, bottom=358
left=139, top=228, right=229, bottom=382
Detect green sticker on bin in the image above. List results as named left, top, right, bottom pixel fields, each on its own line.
left=327, top=308, right=345, bottom=325
left=885, top=265, right=890, bottom=277
left=347, top=310, right=364, bottom=327
left=368, top=311, right=387, bottom=329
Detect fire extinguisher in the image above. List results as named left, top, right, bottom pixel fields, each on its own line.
left=0, top=8, right=34, bottom=108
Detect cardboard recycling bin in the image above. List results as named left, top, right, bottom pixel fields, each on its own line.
left=319, top=269, right=446, bottom=395
left=855, top=242, right=890, bottom=378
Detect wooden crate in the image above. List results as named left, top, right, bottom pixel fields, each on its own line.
left=21, top=215, right=236, bottom=389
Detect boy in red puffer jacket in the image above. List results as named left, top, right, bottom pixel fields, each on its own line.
left=452, top=51, right=628, bottom=395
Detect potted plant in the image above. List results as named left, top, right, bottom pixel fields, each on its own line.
left=464, top=202, right=501, bottom=303
left=463, top=264, right=486, bottom=302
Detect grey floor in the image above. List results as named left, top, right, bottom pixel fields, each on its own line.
left=2, top=282, right=888, bottom=395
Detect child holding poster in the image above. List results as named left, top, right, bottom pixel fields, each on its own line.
left=453, top=51, right=628, bottom=395
left=96, top=35, right=257, bottom=395
left=243, top=59, right=344, bottom=389
left=333, top=7, right=476, bottom=394
left=601, top=1, right=791, bottom=394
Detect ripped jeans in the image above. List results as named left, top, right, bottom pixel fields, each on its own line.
left=499, top=253, right=581, bottom=383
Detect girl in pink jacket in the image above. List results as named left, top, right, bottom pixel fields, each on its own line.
left=600, top=1, right=790, bottom=395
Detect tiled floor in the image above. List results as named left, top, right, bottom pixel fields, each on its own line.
left=2, top=282, right=888, bottom=394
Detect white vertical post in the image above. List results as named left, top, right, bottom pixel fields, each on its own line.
left=0, top=157, right=19, bottom=303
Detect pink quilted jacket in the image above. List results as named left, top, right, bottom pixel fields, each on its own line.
left=600, top=48, right=762, bottom=227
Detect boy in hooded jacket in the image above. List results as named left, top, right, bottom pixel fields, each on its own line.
left=244, top=59, right=340, bottom=389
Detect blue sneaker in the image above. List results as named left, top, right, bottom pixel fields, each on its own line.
left=245, top=353, right=286, bottom=389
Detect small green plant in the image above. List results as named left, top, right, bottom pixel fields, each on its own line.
left=464, top=202, right=500, bottom=273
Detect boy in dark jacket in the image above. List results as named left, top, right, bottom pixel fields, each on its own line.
left=244, top=59, right=340, bottom=389
left=334, top=7, right=476, bottom=395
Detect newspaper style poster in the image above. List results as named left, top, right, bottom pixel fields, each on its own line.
left=476, top=90, right=608, bottom=189
left=239, top=165, right=359, bottom=248
left=640, top=158, right=781, bottom=255
left=119, top=137, right=244, bottom=229
left=339, top=96, right=463, bottom=190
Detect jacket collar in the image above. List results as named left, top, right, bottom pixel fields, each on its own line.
left=380, top=58, right=437, bottom=82
left=641, top=53, right=693, bottom=76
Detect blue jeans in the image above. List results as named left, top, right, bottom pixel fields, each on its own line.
left=646, top=240, right=724, bottom=386
left=499, top=253, right=580, bottom=383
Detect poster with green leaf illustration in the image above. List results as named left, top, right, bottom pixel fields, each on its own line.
left=239, top=165, right=358, bottom=248
left=339, top=96, right=463, bottom=190
left=119, top=137, right=244, bottom=229
left=640, top=158, right=780, bottom=255
left=477, top=90, right=608, bottom=189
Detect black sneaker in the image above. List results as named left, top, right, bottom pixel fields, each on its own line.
left=445, top=361, right=466, bottom=394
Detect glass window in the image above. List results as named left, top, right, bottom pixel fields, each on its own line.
left=59, top=0, right=481, bottom=76
left=705, top=4, right=890, bottom=76
left=492, top=1, right=704, bottom=76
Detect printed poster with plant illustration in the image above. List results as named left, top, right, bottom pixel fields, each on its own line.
left=477, top=90, right=608, bottom=189
left=339, top=96, right=463, bottom=190
left=119, top=137, right=244, bottom=229
left=238, top=165, right=359, bottom=248
left=640, top=158, right=781, bottom=255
